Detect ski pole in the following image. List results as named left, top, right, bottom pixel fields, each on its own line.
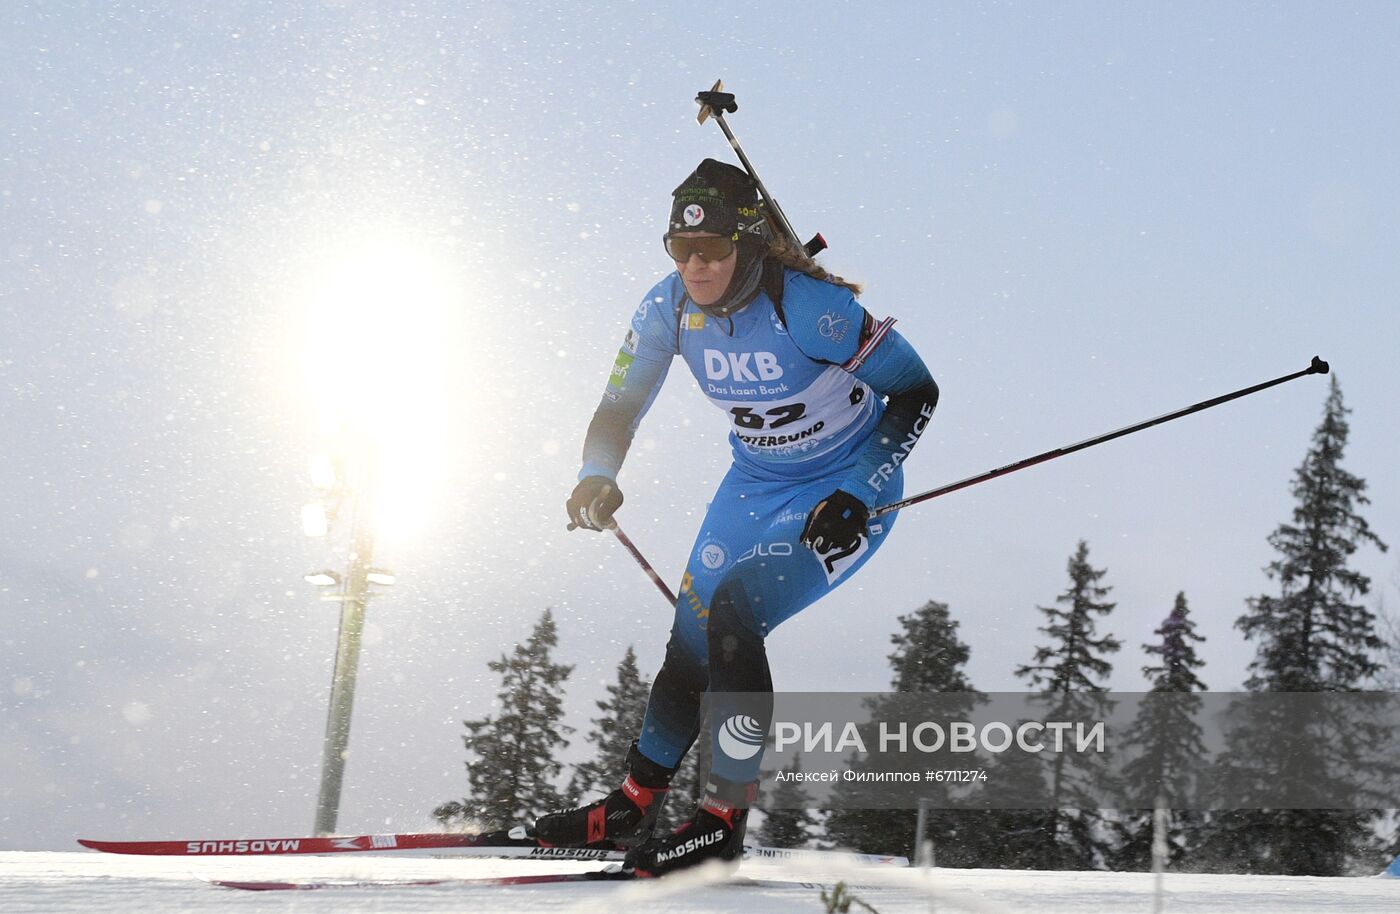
left=606, top=521, right=677, bottom=606
left=568, top=514, right=678, bottom=605
left=871, top=356, right=1330, bottom=519
left=696, top=80, right=828, bottom=258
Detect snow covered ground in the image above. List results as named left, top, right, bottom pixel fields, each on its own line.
left=2, top=850, right=1397, bottom=914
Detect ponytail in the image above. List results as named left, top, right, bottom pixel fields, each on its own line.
left=763, top=235, right=863, bottom=297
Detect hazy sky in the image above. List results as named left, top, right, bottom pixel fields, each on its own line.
left=3, top=2, right=1398, bottom=851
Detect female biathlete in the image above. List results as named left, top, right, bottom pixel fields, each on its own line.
left=533, top=159, right=939, bottom=876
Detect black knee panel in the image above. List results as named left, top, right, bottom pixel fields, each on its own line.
left=654, top=629, right=710, bottom=697
left=645, top=630, right=711, bottom=754
left=707, top=580, right=773, bottom=694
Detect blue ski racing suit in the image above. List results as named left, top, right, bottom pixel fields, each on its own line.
left=579, top=265, right=939, bottom=786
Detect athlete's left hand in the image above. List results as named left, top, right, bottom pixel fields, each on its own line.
left=800, top=489, right=870, bottom=553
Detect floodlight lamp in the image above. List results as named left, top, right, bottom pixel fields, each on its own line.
left=304, top=570, right=341, bottom=587
left=366, top=568, right=397, bottom=586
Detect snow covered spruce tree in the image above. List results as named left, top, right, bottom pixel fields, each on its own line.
left=757, top=754, right=817, bottom=848
left=825, top=600, right=984, bottom=862
left=1010, top=540, right=1122, bottom=870
left=1198, top=377, right=1390, bottom=875
left=1239, top=378, right=1388, bottom=691
left=568, top=645, right=650, bottom=801
left=1110, top=592, right=1208, bottom=871
left=434, top=608, right=574, bottom=830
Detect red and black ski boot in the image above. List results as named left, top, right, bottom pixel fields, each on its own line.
left=623, top=776, right=755, bottom=877
left=532, top=743, right=677, bottom=849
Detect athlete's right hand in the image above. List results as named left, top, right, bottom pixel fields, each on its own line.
left=566, top=476, right=624, bottom=531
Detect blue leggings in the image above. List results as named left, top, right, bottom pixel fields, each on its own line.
left=636, top=462, right=903, bottom=784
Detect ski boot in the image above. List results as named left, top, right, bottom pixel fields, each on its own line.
left=623, top=775, right=755, bottom=877
left=532, top=743, right=677, bottom=848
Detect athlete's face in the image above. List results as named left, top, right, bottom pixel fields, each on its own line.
left=670, top=232, right=737, bottom=307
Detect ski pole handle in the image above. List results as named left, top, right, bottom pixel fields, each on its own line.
left=695, top=80, right=827, bottom=258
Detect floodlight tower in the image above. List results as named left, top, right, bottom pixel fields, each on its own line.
left=302, top=452, right=394, bottom=836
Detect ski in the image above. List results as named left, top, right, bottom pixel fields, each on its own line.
left=211, top=869, right=889, bottom=892
left=212, top=868, right=634, bottom=891
left=742, top=844, right=906, bottom=867
left=77, top=829, right=621, bottom=860
left=79, top=828, right=907, bottom=866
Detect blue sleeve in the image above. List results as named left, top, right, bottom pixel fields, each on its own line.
left=779, top=270, right=940, bottom=508
left=839, top=328, right=939, bottom=507
left=578, top=281, right=680, bottom=481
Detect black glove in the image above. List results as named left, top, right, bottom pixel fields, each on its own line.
left=799, top=489, right=870, bottom=553
left=566, top=476, right=623, bottom=531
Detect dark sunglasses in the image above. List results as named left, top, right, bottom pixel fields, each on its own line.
left=663, top=233, right=736, bottom=263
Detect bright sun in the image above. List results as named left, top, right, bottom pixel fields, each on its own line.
left=295, top=228, right=463, bottom=545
